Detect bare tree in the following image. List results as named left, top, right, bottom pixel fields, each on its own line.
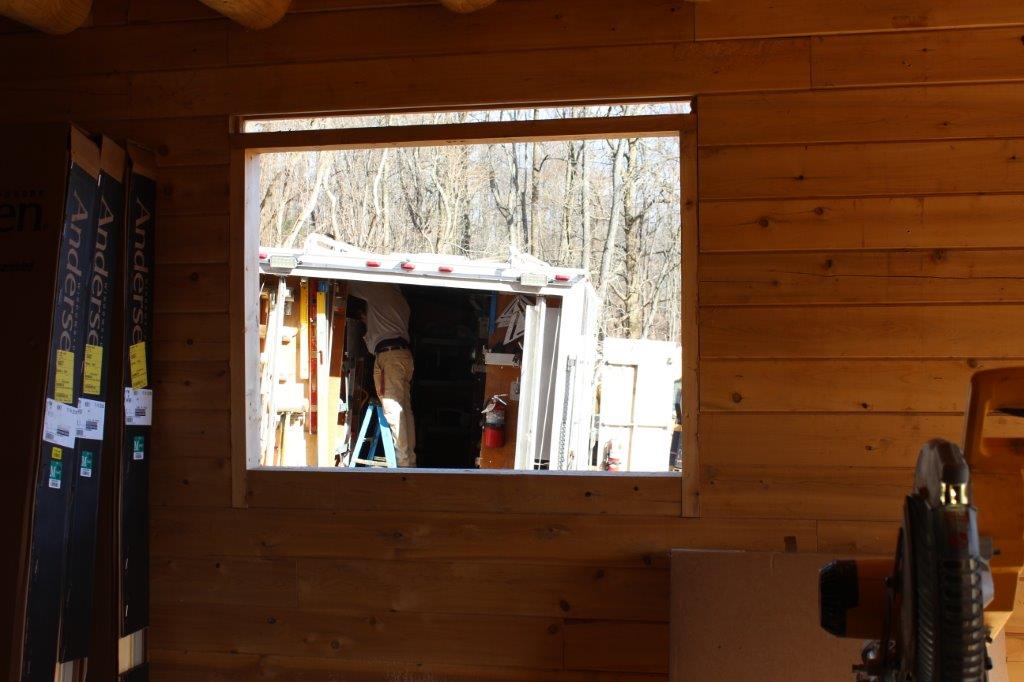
left=256, top=104, right=684, bottom=343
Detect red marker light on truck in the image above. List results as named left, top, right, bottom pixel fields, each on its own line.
left=401, top=262, right=416, bottom=271
left=259, top=251, right=268, bottom=260
left=554, top=274, right=570, bottom=282
left=438, top=265, right=453, bottom=273
left=366, top=260, right=381, bottom=267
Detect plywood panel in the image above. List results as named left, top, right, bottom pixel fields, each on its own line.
left=1009, top=632, right=1024, bottom=660
left=700, top=138, right=1024, bottom=200
left=696, top=0, right=1024, bottom=40
left=700, top=358, right=1014, bottom=413
left=127, top=117, right=230, bottom=168
left=1010, top=584, right=1024, bottom=635
left=150, top=603, right=565, bottom=668
left=0, top=73, right=130, bottom=124
left=700, top=84, right=1024, bottom=147
left=702, top=413, right=964, bottom=468
left=154, top=263, right=230, bottom=313
left=817, top=520, right=900, bottom=555
left=151, top=457, right=232, bottom=507
left=156, top=214, right=229, bottom=264
left=154, top=313, right=230, bottom=362
left=94, top=0, right=131, bottom=25
left=297, top=559, right=669, bottom=621
left=152, top=361, right=230, bottom=410
left=158, top=165, right=230, bottom=215
left=228, top=0, right=695, bottom=66
left=130, top=40, right=809, bottom=119
left=0, top=21, right=226, bottom=78
left=701, top=465, right=909, bottom=520
left=563, top=621, right=669, bottom=674
left=147, top=649, right=668, bottom=682
left=247, top=470, right=682, bottom=516
left=812, top=27, right=1024, bottom=88
left=150, top=409, right=229, bottom=459
left=151, top=506, right=817, bottom=564
left=699, top=195, right=1024, bottom=253
left=670, top=551, right=867, bottom=681
left=151, top=557, right=298, bottom=607
left=811, top=477, right=1019, bottom=552
left=701, top=305, right=1024, bottom=359
left=701, top=251, right=1024, bottom=305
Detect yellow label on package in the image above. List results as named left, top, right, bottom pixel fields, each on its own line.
left=129, top=342, right=148, bottom=389
left=51, top=446, right=62, bottom=460
left=83, top=344, right=103, bottom=395
left=54, top=349, right=74, bottom=404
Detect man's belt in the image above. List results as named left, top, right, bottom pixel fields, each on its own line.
left=375, top=337, right=410, bottom=355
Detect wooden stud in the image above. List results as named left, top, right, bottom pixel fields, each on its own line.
left=680, top=115, right=700, bottom=518
left=229, top=148, right=260, bottom=507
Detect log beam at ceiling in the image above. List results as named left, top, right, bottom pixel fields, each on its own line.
left=439, top=0, right=498, bottom=13
left=197, top=0, right=291, bottom=29
left=0, top=0, right=91, bottom=34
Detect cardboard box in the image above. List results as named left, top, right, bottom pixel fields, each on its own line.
left=670, top=549, right=1011, bottom=681
left=671, top=550, right=866, bottom=681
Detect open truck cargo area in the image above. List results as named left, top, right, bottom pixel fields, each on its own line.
left=256, top=237, right=600, bottom=472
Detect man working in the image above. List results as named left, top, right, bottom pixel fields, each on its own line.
left=347, top=281, right=416, bottom=467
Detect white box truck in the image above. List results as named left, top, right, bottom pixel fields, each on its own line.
left=257, top=236, right=599, bottom=472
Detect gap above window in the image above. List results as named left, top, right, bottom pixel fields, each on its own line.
left=241, top=101, right=691, bottom=133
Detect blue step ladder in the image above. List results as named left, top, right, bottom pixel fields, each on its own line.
left=348, top=402, right=397, bottom=468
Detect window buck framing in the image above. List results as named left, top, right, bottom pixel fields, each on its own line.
left=228, top=110, right=700, bottom=517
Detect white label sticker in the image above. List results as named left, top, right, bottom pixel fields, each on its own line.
left=124, top=388, right=153, bottom=426
left=76, top=397, right=106, bottom=440
left=42, top=398, right=78, bottom=448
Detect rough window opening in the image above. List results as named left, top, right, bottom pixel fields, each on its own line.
left=252, top=105, right=684, bottom=474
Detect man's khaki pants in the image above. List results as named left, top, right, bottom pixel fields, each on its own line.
left=373, top=348, right=416, bottom=467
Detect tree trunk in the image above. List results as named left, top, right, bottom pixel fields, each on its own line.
left=622, top=138, right=641, bottom=338
left=516, top=144, right=530, bottom=253
left=326, top=187, right=342, bottom=240
left=529, top=123, right=542, bottom=257
left=560, top=140, right=576, bottom=263
left=282, top=152, right=331, bottom=249
left=597, top=139, right=626, bottom=315
left=580, top=141, right=592, bottom=272
left=461, top=154, right=472, bottom=254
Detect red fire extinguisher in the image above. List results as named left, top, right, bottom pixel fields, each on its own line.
left=482, top=395, right=508, bottom=448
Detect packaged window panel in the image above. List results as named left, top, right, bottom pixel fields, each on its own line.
left=0, top=124, right=101, bottom=682
left=58, top=137, right=126, bottom=669
left=117, top=144, right=156, bottom=678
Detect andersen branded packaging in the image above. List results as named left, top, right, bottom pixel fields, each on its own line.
left=0, top=124, right=101, bottom=682
left=85, top=142, right=158, bottom=682
left=58, top=137, right=126, bottom=671
left=115, top=144, right=157, bottom=680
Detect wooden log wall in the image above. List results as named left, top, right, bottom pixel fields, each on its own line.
left=3, top=0, right=1024, bottom=677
